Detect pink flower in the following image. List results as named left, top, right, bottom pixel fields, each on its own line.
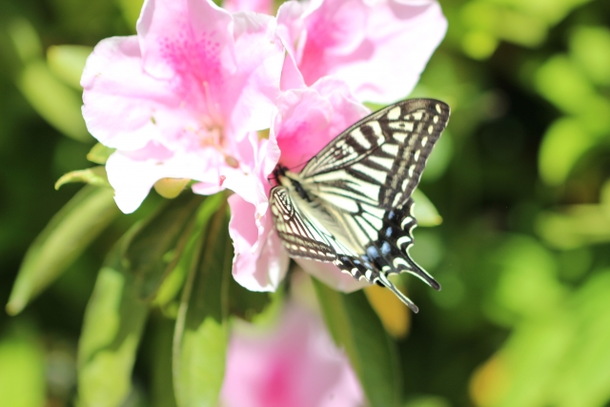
left=228, top=79, right=370, bottom=292
left=277, top=0, right=447, bottom=103
left=221, top=303, right=364, bottom=407
left=81, top=0, right=284, bottom=213
left=223, top=0, right=275, bottom=14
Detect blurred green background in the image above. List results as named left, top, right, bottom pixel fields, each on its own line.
left=1, top=0, right=609, bottom=406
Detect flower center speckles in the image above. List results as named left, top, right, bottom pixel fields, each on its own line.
left=159, top=29, right=224, bottom=109
left=160, top=29, right=221, bottom=75
left=198, top=121, right=224, bottom=149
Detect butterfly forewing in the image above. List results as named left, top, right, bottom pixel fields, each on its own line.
left=270, top=98, right=450, bottom=312
left=301, top=99, right=449, bottom=210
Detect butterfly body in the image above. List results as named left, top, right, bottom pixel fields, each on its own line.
left=270, top=99, right=450, bottom=312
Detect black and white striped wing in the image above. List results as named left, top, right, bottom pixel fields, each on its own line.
left=270, top=185, right=361, bottom=262
left=269, top=187, right=336, bottom=262
left=300, top=99, right=448, bottom=209
left=270, top=99, right=450, bottom=312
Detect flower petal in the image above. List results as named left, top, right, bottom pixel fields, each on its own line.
left=81, top=36, right=174, bottom=151
left=221, top=303, right=364, bottom=407
left=228, top=194, right=289, bottom=291
left=273, top=78, right=369, bottom=170
left=277, top=0, right=448, bottom=103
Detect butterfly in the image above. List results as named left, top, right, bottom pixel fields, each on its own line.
left=270, top=98, right=450, bottom=312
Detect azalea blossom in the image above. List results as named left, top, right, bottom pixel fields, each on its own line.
left=81, top=0, right=284, bottom=213
left=81, top=0, right=447, bottom=295
left=221, top=303, right=364, bottom=407
left=276, top=0, right=447, bottom=103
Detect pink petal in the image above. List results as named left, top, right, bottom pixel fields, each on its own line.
left=137, top=0, right=233, bottom=81
left=335, top=0, right=448, bottom=103
left=228, top=11, right=286, bottom=134
left=273, top=78, right=369, bottom=170
left=136, top=0, right=284, bottom=135
left=223, top=0, right=275, bottom=14
left=193, top=131, right=279, bottom=203
left=297, top=259, right=370, bottom=293
left=81, top=36, right=176, bottom=151
left=221, top=303, right=363, bottom=407
left=106, top=140, right=227, bottom=213
left=228, top=194, right=290, bottom=291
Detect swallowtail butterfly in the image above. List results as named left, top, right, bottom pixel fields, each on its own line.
left=270, top=98, right=450, bottom=312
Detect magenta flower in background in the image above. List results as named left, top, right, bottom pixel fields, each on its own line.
left=221, top=303, right=364, bottom=407
left=81, top=0, right=284, bottom=213
left=277, top=0, right=447, bottom=103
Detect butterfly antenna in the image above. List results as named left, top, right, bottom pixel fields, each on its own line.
left=376, top=273, right=420, bottom=313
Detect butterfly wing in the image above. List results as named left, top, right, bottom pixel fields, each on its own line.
left=300, top=98, right=449, bottom=209
left=269, top=186, right=335, bottom=261
left=270, top=99, right=450, bottom=311
left=270, top=185, right=361, bottom=262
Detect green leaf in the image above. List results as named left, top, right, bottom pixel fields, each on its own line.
left=570, top=26, right=610, bottom=86
left=538, top=117, right=595, bottom=186
left=124, top=193, right=212, bottom=301
left=149, top=318, right=178, bottom=407
left=87, top=143, right=115, bottom=165
left=77, top=238, right=149, bottom=407
left=116, top=0, right=145, bottom=28
left=534, top=55, right=595, bottom=115
left=227, top=277, right=272, bottom=321
left=17, top=59, right=89, bottom=142
left=536, top=203, right=610, bottom=249
left=55, top=166, right=110, bottom=189
left=173, top=202, right=231, bottom=407
left=47, top=45, right=92, bottom=89
left=413, top=189, right=443, bottom=227
left=5, top=17, right=42, bottom=66
left=6, top=186, right=119, bottom=315
left=313, top=279, right=402, bottom=407
left=552, top=271, right=610, bottom=406
left=0, top=323, right=46, bottom=407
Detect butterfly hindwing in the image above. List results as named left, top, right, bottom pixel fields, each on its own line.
left=269, top=187, right=336, bottom=262
left=270, top=98, right=450, bottom=311
left=270, top=186, right=361, bottom=262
